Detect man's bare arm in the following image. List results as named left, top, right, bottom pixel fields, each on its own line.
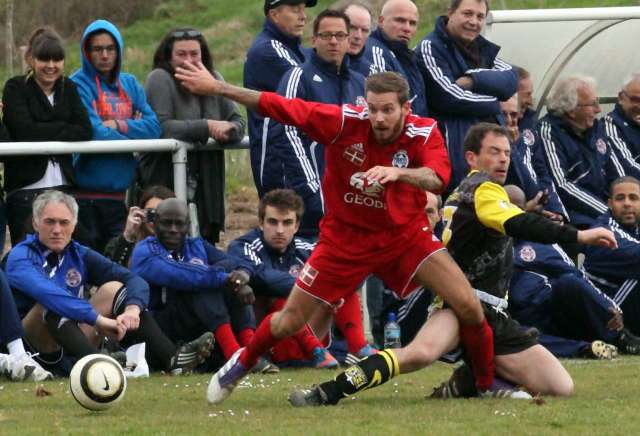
left=363, top=166, right=443, bottom=192
left=174, top=61, right=262, bottom=111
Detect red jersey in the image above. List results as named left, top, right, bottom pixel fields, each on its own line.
left=258, top=92, right=451, bottom=236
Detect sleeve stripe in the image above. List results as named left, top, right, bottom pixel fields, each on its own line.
left=419, top=39, right=497, bottom=103
left=540, top=122, right=608, bottom=214
left=372, top=45, right=387, bottom=73
left=605, top=116, right=640, bottom=172
left=271, top=40, right=298, bottom=67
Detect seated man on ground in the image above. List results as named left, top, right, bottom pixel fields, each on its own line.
left=0, top=269, right=52, bottom=381
left=584, top=176, right=640, bottom=337
left=506, top=184, right=640, bottom=359
left=287, top=123, right=617, bottom=406
left=6, top=190, right=212, bottom=375
left=130, top=198, right=276, bottom=372
left=229, top=189, right=376, bottom=368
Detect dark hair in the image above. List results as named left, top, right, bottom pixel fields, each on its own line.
left=365, top=72, right=410, bottom=105
left=313, top=8, right=351, bottom=34
left=138, top=185, right=176, bottom=209
left=610, top=176, right=640, bottom=197
left=259, top=189, right=305, bottom=222
left=516, top=66, right=531, bottom=81
left=153, top=27, right=213, bottom=74
left=463, top=122, right=509, bottom=154
left=449, top=0, right=489, bottom=13
left=25, top=27, right=65, bottom=64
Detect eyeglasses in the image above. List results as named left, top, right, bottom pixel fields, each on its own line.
left=90, top=45, right=117, bottom=55
left=621, top=91, right=640, bottom=105
left=577, top=99, right=600, bottom=108
left=315, top=32, right=349, bottom=41
left=172, top=30, right=202, bottom=39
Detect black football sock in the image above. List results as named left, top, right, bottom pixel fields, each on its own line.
left=121, top=311, right=177, bottom=371
left=319, top=349, right=400, bottom=405
left=45, top=312, right=99, bottom=358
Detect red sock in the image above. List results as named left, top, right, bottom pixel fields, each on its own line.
left=214, top=323, right=240, bottom=360
left=239, top=313, right=277, bottom=368
left=294, top=324, right=324, bottom=356
left=459, top=318, right=495, bottom=391
left=269, top=298, right=287, bottom=312
left=238, top=328, right=254, bottom=347
left=334, top=292, right=367, bottom=353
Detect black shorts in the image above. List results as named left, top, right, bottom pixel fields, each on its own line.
left=483, top=303, right=538, bottom=355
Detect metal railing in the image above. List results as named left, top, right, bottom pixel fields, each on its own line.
left=0, top=136, right=250, bottom=201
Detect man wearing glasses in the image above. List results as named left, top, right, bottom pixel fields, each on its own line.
left=71, top=20, right=160, bottom=253
left=364, top=0, right=427, bottom=116
left=603, top=73, right=640, bottom=177
left=538, top=75, right=631, bottom=228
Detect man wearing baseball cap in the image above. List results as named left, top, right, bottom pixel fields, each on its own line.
left=245, top=0, right=317, bottom=198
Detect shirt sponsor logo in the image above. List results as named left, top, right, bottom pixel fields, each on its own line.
left=66, top=268, right=82, bottom=287
left=349, top=172, right=384, bottom=197
left=596, top=138, right=607, bottom=155
left=299, top=263, right=319, bottom=287
left=519, top=245, right=536, bottom=262
left=189, top=257, right=205, bottom=265
left=392, top=149, right=409, bottom=168
left=344, top=192, right=386, bottom=209
left=523, top=129, right=535, bottom=146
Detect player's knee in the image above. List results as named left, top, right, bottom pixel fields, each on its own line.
left=271, top=307, right=306, bottom=338
left=550, top=375, right=575, bottom=397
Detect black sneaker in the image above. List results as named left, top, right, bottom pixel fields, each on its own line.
left=617, top=329, right=640, bottom=355
left=288, top=385, right=330, bottom=407
left=251, top=357, right=280, bottom=374
left=170, top=332, right=215, bottom=375
left=428, top=363, right=477, bottom=399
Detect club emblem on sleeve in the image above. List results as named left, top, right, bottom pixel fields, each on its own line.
left=299, top=263, right=319, bottom=287
left=392, top=149, right=409, bottom=168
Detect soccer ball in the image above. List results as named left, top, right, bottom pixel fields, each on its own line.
left=69, top=354, right=127, bottom=411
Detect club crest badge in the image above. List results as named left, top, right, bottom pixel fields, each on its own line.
left=523, top=129, right=535, bottom=146
left=66, top=268, right=82, bottom=287
left=355, top=95, right=367, bottom=107
left=519, top=245, right=536, bottom=262
left=289, top=264, right=301, bottom=277
left=392, top=149, right=409, bottom=168
left=189, top=257, right=205, bottom=265
left=595, top=138, right=607, bottom=155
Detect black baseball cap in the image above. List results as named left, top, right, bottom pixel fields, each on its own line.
left=264, top=0, right=317, bottom=15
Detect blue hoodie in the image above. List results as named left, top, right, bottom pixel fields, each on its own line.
left=70, top=20, right=161, bottom=192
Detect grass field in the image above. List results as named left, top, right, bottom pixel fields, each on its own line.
left=0, top=357, right=637, bottom=435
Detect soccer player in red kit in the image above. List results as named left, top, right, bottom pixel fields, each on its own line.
left=176, top=63, right=497, bottom=405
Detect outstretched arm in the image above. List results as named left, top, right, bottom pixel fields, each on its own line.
left=363, top=166, right=444, bottom=192
left=175, top=61, right=261, bottom=111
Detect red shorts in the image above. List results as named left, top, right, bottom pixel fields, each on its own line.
left=295, top=218, right=445, bottom=304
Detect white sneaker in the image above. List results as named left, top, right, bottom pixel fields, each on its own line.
left=207, top=348, right=248, bottom=405
left=0, top=353, right=11, bottom=379
left=7, top=353, right=53, bottom=381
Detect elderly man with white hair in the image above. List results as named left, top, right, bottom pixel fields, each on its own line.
left=538, top=75, right=628, bottom=228
left=603, top=72, right=640, bottom=176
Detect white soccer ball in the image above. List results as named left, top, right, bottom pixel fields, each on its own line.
left=69, top=354, right=127, bottom=411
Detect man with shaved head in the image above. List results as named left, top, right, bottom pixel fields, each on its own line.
left=130, top=198, right=277, bottom=371
left=363, top=0, right=427, bottom=116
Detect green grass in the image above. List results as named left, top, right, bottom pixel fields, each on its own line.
left=1, top=357, right=638, bottom=435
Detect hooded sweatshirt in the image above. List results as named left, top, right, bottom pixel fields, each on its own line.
left=70, top=19, right=161, bottom=192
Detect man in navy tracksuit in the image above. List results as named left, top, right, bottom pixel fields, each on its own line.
left=603, top=74, right=640, bottom=174
left=584, top=177, right=640, bottom=337
left=340, top=1, right=375, bottom=78
left=537, top=76, right=633, bottom=229
left=500, top=95, right=567, bottom=221
left=516, top=66, right=537, bottom=133
left=228, top=189, right=375, bottom=365
left=267, top=9, right=365, bottom=237
left=245, top=0, right=317, bottom=197
left=416, top=0, right=517, bottom=192
left=6, top=191, right=211, bottom=375
left=130, top=198, right=260, bottom=365
left=363, top=0, right=427, bottom=117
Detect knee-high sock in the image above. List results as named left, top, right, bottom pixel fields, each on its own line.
left=459, top=318, right=495, bottom=391
left=238, top=328, right=254, bottom=348
left=319, top=349, right=400, bottom=405
left=215, top=323, right=241, bottom=359
left=123, top=311, right=177, bottom=371
left=239, top=313, right=277, bottom=368
left=45, top=312, right=99, bottom=358
left=334, top=292, right=367, bottom=353
left=294, top=324, right=324, bottom=356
